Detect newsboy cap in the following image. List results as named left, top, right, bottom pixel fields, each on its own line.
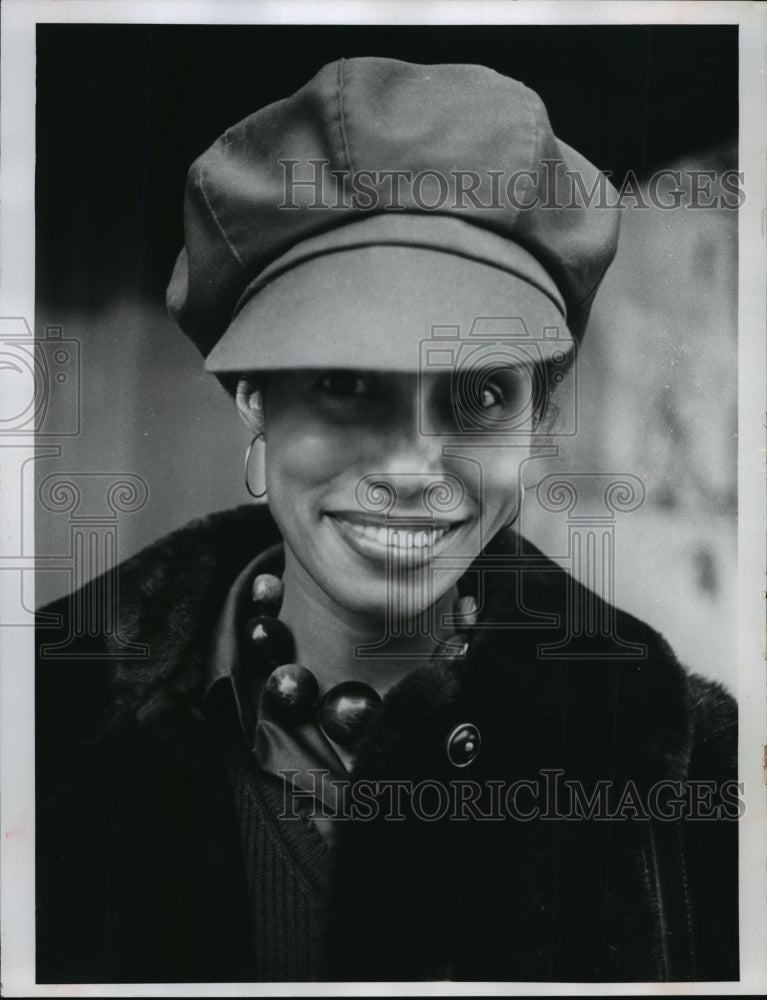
left=167, top=57, right=620, bottom=373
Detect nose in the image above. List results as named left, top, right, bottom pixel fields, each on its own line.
left=376, top=387, right=451, bottom=476
left=377, top=416, right=445, bottom=474
left=359, top=411, right=462, bottom=517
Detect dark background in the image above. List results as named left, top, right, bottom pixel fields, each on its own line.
left=36, top=23, right=738, bottom=313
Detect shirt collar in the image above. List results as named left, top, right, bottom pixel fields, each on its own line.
left=204, top=540, right=285, bottom=708
left=203, top=540, right=348, bottom=830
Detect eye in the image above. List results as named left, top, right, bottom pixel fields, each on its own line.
left=445, top=366, right=532, bottom=432
left=315, top=370, right=375, bottom=399
left=471, top=373, right=513, bottom=412
left=478, top=381, right=506, bottom=410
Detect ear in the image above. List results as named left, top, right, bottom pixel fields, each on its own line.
left=235, top=379, right=265, bottom=437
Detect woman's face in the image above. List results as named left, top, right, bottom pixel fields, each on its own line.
left=261, top=367, right=538, bottom=619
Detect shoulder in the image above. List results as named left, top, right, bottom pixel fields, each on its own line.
left=479, top=527, right=736, bottom=777
left=40, top=503, right=277, bottom=636
left=485, top=526, right=688, bottom=664
left=502, top=528, right=733, bottom=685
left=36, top=505, right=279, bottom=775
left=117, top=503, right=278, bottom=600
left=684, top=670, right=738, bottom=780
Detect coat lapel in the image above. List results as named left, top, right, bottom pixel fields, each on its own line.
left=321, top=526, right=695, bottom=981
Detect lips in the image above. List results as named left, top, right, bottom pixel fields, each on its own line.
left=326, top=511, right=465, bottom=564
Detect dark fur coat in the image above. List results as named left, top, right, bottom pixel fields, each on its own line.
left=35, top=505, right=738, bottom=984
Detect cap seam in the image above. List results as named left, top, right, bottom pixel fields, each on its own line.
left=528, top=88, right=544, bottom=205
left=525, top=86, right=598, bottom=322
left=570, top=275, right=605, bottom=314
left=233, top=238, right=566, bottom=321
left=335, top=57, right=356, bottom=175
left=569, top=231, right=620, bottom=313
left=198, top=154, right=246, bottom=270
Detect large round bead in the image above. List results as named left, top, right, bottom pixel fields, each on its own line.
left=454, top=594, right=478, bottom=627
left=251, top=573, right=284, bottom=616
left=319, top=681, right=382, bottom=748
left=263, top=663, right=319, bottom=722
left=242, top=615, right=294, bottom=667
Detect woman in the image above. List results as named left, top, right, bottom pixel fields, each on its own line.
left=36, top=57, right=738, bottom=984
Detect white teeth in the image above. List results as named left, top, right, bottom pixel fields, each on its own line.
left=338, top=518, right=452, bottom=548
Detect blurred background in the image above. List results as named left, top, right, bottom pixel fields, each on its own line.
left=33, top=24, right=737, bottom=688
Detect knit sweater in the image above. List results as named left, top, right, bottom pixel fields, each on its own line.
left=215, top=689, right=328, bottom=981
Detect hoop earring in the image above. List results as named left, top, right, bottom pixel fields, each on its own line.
left=245, top=433, right=267, bottom=500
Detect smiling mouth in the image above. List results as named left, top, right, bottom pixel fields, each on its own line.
left=326, top=512, right=464, bottom=557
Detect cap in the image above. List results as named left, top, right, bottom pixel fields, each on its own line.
left=166, top=57, right=620, bottom=375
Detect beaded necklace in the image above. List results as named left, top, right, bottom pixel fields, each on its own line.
left=241, top=571, right=482, bottom=766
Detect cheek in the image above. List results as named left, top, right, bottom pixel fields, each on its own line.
left=464, top=446, right=530, bottom=522
left=264, top=414, right=360, bottom=502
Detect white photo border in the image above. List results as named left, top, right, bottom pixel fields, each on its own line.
left=1, top=1, right=765, bottom=995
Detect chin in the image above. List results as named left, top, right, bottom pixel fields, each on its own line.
left=323, top=571, right=443, bottom=622
left=321, top=551, right=461, bottom=622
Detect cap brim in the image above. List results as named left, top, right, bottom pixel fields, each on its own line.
left=205, top=241, right=573, bottom=374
